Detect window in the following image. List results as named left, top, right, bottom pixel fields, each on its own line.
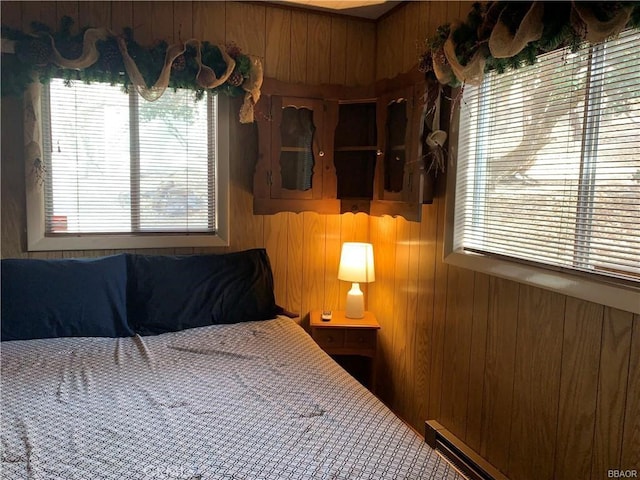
left=27, top=80, right=229, bottom=250
left=448, top=30, right=639, bottom=309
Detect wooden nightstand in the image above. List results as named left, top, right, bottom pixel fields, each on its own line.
left=310, top=310, right=380, bottom=390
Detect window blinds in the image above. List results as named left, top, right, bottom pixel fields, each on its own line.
left=43, top=79, right=216, bottom=235
left=455, top=30, right=640, bottom=282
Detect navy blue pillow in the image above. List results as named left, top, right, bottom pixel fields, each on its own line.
left=1, top=255, right=132, bottom=341
left=127, top=249, right=280, bottom=335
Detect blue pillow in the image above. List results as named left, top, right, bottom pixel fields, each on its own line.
left=127, top=249, right=280, bottom=335
left=1, top=255, right=132, bottom=341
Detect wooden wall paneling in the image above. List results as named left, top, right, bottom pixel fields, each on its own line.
left=439, top=265, right=475, bottom=441
left=286, top=213, right=304, bottom=317
left=300, top=212, right=326, bottom=320
left=480, top=277, right=519, bottom=473
left=150, top=2, right=175, bottom=42
left=426, top=2, right=448, bottom=41
left=323, top=215, right=342, bottom=311
left=173, top=1, right=192, bottom=42
left=228, top=116, right=264, bottom=252
left=416, top=1, right=431, bottom=44
left=306, top=13, right=331, bottom=86
left=56, top=2, right=79, bottom=29
left=22, top=1, right=56, bottom=30
left=459, top=2, right=476, bottom=22
left=41, top=2, right=59, bottom=30
left=591, top=308, right=634, bottom=480
left=78, top=1, right=110, bottom=29
left=1, top=1, right=21, bottom=29
left=375, top=13, right=395, bottom=81
left=402, top=217, right=422, bottom=428
left=289, top=11, right=308, bottom=84
left=427, top=188, right=449, bottom=421
left=263, top=214, right=288, bottom=310
left=265, top=7, right=291, bottom=81
left=132, top=2, right=153, bottom=45
left=553, top=298, right=604, bottom=480
left=352, top=213, right=370, bottom=302
left=446, top=1, right=462, bottom=24
left=508, top=286, right=565, bottom=480
left=408, top=202, right=438, bottom=430
left=21, top=2, right=41, bottom=30
left=345, top=20, right=376, bottom=86
left=111, top=2, right=133, bottom=34
left=401, top=1, right=422, bottom=74
left=329, top=17, right=348, bottom=85
left=0, top=97, right=27, bottom=259
left=192, top=1, right=226, bottom=44
left=389, top=217, right=412, bottom=416
left=368, top=214, right=397, bottom=405
left=465, top=271, right=490, bottom=452
left=225, top=2, right=266, bottom=59
left=621, top=314, right=640, bottom=472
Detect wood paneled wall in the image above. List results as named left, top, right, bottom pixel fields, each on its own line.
left=0, top=0, right=375, bottom=321
left=2, top=3, right=638, bottom=480
left=373, top=3, right=640, bottom=480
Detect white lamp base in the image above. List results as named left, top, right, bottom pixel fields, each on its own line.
left=345, top=282, right=365, bottom=319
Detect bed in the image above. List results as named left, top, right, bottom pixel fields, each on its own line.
left=1, top=251, right=465, bottom=480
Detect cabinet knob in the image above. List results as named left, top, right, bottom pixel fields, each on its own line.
left=376, top=150, right=383, bottom=156
left=319, top=151, right=325, bottom=157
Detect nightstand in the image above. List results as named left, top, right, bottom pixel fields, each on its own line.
left=310, top=310, right=380, bottom=390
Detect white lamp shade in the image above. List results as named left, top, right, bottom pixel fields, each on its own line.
left=338, top=242, right=375, bottom=283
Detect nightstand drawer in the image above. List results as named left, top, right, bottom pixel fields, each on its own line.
left=313, top=328, right=345, bottom=349
left=344, top=329, right=377, bottom=349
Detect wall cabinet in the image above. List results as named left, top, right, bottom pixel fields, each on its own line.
left=370, top=84, right=427, bottom=221
left=253, top=94, right=339, bottom=214
left=253, top=69, right=433, bottom=221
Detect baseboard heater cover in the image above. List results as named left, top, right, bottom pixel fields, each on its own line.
left=425, top=420, right=509, bottom=480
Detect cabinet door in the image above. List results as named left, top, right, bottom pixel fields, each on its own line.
left=270, top=96, right=326, bottom=200
left=371, top=85, right=424, bottom=221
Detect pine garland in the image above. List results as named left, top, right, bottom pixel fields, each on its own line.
left=1, top=16, right=253, bottom=100
left=419, top=1, right=640, bottom=86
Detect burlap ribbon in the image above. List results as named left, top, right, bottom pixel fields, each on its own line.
left=571, top=2, right=633, bottom=44
left=489, top=2, right=545, bottom=59
left=49, top=28, right=110, bottom=69
left=444, top=22, right=486, bottom=85
left=3, top=29, right=262, bottom=123
left=239, top=56, right=263, bottom=124
left=432, top=47, right=456, bottom=85
left=116, top=38, right=236, bottom=102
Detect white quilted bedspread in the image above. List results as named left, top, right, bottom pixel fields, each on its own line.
left=1, top=317, right=465, bottom=480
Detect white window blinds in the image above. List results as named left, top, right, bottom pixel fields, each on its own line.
left=455, top=30, right=640, bottom=282
left=43, top=79, right=216, bottom=235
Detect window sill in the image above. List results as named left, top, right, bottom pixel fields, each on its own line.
left=444, top=250, right=640, bottom=314
left=27, top=232, right=230, bottom=251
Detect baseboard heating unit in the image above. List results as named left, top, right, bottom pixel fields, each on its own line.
left=425, top=420, right=509, bottom=480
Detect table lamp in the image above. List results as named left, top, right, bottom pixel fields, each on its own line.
left=338, top=242, right=375, bottom=319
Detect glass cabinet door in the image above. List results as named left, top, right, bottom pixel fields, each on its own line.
left=270, top=97, right=325, bottom=200
left=383, top=98, right=408, bottom=194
